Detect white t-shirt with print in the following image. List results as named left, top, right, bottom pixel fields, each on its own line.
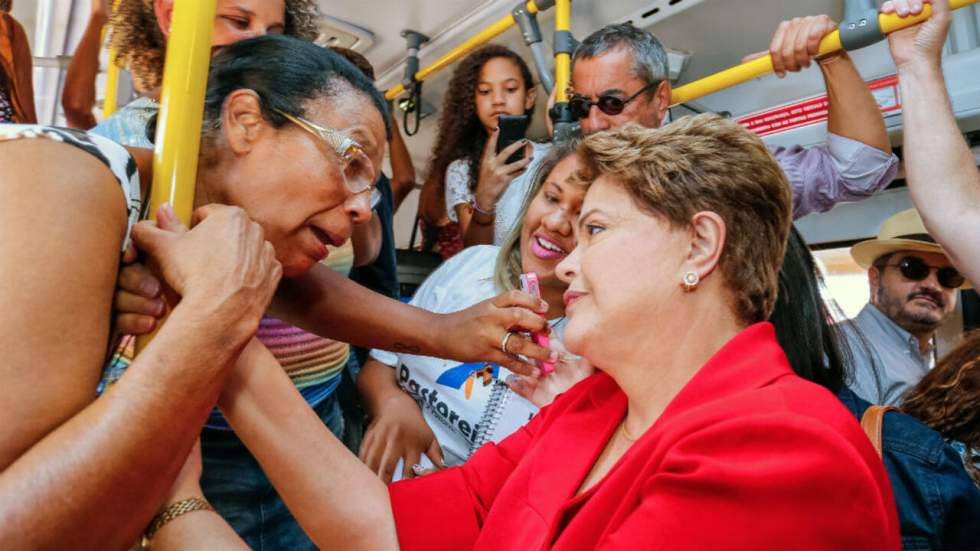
left=443, top=141, right=551, bottom=245
left=370, top=245, right=564, bottom=467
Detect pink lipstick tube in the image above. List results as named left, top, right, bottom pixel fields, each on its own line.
left=519, top=272, right=554, bottom=374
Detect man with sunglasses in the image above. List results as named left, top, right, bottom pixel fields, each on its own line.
left=845, top=209, right=968, bottom=405
left=492, top=17, right=898, bottom=246
left=563, top=18, right=897, bottom=221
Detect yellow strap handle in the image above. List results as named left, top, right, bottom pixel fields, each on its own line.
left=671, top=0, right=978, bottom=106
left=134, top=0, right=217, bottom=353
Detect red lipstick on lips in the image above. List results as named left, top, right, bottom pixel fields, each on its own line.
left=563, top=290, right=585, bottom=307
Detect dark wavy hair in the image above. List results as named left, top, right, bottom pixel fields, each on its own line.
left=197, top=35, right=390, bottom=159
left=902, top=330, right=980, bottom=485
left=108, top=0, right=320, bottom=92
left=426, top=45, right=536, bottom=199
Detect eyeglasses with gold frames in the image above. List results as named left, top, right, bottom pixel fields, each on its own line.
left=274, top=109, right=378, bottom=199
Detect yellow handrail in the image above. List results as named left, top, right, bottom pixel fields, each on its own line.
left=554, top=0, right=571, bottom=104
left=385, top=0, right=545, bottom=101
left=102, top=0, right=122, bottom=117
left=135, top=0, right=216, bottom=353
left=671, top=0, right=978, bottom=106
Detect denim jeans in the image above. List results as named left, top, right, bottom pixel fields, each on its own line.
left=200, top=393, right=344, bottom=550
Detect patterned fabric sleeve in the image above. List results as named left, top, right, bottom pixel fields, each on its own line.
left=0, top=124, right=142, bottom=251
left=444, top=159, right=473, bottom=223
left=0, top=88, right=14, bottom=123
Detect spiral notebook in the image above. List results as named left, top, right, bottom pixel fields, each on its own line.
left=391, top=380, right=537, bottom=482
left=468, top=379, right=538, bottom=456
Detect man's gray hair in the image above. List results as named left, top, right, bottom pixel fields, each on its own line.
left=573, top=23, right=669, bottom=86
left=0, top=0, right=11, bottom=12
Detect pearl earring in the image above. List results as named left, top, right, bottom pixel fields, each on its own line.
left=681, top=271, right=700, bottom=292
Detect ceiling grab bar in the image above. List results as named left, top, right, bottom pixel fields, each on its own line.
left=670, top=0, right=979, bottom=107
left=135, top=0, right=217, bottom=354
left=384, top=0, right=552, bottom=101
left=513, top=0, right=555, bottom=95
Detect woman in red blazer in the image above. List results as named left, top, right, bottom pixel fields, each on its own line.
left=150, top=116, right=900, bottom=550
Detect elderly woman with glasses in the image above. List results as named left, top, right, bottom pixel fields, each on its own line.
left=0, top=35, right=549, bottom=548
left=150, top=115, right=900, bottom=550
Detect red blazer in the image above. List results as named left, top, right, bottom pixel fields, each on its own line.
left=390, top=323, right=900, bottom=550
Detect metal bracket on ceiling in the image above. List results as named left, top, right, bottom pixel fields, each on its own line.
left=840, top=0, right=885, bottom=51
left=512, top=1, right=555, bottom=93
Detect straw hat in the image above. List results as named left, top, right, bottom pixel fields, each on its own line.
left=850, top=209, right=947, bottom=269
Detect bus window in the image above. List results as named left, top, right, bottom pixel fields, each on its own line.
left=813, top=246, right=870, bottom=321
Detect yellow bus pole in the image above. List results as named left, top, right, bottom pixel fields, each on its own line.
left=386, top=0, right=546, bottom=101
left=134, top=0, right=216, bottom=353
left=671, top=0, right=979, bottom=106
left=550, top=0, right=577, bottom=142
left=102, top=0, right=122, bottom=117
left=553, top=0, right=571, bottom=104
left=103, top=57, right=120, bottom=116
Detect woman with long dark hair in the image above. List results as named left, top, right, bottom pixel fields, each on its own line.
left=418, top=45, right=541, bottom=257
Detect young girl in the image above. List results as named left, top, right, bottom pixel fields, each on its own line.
left=419, top=45, right=544, bottom=258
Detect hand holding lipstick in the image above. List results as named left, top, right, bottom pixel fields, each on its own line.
left=507, top=333, right=595, bottom=408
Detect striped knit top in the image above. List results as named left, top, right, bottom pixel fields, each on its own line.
left=257, top=238, right=354, bottom=390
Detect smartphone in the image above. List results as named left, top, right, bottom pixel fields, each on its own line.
left=496, top=114, right=530, bottom=165
left=519, top=272, right=554, bottom=374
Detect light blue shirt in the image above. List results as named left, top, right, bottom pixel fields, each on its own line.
left=90, top=97, right=158, bottom=148
left=841, top=303, right=935, bottom=405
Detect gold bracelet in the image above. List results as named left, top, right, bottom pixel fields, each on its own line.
left=144, top=497, right=214, bottom=540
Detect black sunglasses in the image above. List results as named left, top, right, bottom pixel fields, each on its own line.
left=884, top=255, right=964, bottom=289
left=568, top=80, right=661, bottom=120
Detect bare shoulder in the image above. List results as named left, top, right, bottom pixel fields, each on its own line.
left=0, top=138, right=130, bottom=227
left=0, top=137, right=128, bottom=467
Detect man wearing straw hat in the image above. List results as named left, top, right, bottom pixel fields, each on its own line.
left=844, top=208, right=967, bottom=405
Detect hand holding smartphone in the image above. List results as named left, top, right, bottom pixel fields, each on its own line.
left=496, top=114, right=530, bottom=165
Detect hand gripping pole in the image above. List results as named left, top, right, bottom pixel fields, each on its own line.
left=134, top=0, right=216, bottom=353
left=670, top=0, right=979, bottom=107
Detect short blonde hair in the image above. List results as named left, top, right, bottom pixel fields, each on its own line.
left=576, top=115, right=792, bottom=323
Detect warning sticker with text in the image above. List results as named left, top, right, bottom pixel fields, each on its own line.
left=737, top=75, right=901, bottom=137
